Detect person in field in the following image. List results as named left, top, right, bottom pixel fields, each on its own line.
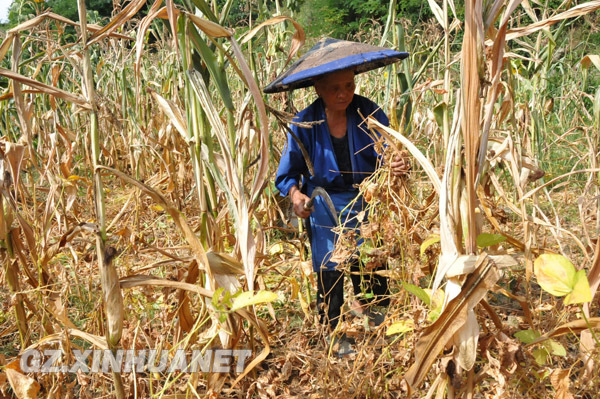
left=265, top=38, right=410, bottom=355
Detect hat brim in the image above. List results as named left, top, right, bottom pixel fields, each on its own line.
left=263, top=38, right=408, bottom=94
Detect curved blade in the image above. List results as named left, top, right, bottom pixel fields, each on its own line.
left=306, top=187, right=338, bottom=221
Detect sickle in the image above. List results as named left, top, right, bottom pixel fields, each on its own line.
left=303, top=186, right=338, bottom=220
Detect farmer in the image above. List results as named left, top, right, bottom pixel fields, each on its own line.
left=264, top=38, right=410, bottom=352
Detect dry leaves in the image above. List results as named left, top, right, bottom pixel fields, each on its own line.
left=5, top=369, right=40, bottom=399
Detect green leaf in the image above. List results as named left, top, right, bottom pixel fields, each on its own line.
left=534, top=254, right=576, bottom=297
left=402, top=282, right=431, bottom=305
left=476, top=233, right=507, bottom=248
left=211, top=287, right=225, bottom=309
left=546, top=340, right=566, bottom=357
left=420, top=235, right=440, bottom=257
left=427, top=307, right=442, bottom=323
left=533, top=347, right=549, bottom=365
left=433, top=102, right=446, bottom=130
left=230, top=290, right=278, bottom=311
left=514, top=329, right=540, bottom=344
left=564, top=269, right=592, bottom=305
left=188, top=29, right=234, bottom=111
left=386, top=319, right=414, bottom=336
left=221, top=289, right=233, bottom=308
left=424, top=288, right=444, bottom=322
left=188, top=0, right=219, bottom=22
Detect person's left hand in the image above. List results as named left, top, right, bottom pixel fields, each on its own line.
left=391, top=150, right=411, bottom=177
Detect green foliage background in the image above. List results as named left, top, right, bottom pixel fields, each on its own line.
left=1, top=0, right=437, bottom=35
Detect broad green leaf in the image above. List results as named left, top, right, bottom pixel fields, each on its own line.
left=189, top=0, right=219, bottom=22
left=426, top=289, right=445, bottom=309
left=476, top=233, right=506, bottom=248
left=403, top=282, right=430, bottom=305
left=546, top=340, right=566, bottom=357
left=534, top=254, right=576, bottom=296
left=564, top=269, right=592, bottom=305
left=514, top=329, right=540, bottom=344
left=427, top=307, right=442, bottom=323
left=423, top=288, right=444, bottom=322
left=386, top=319, right=414, bottom=336
left=533, top=347, right=549, bottom=365
left=420, top=235, right=440, bottom=256
left=230, top=290, right=278, bottom=311
left=433, top=102, right=446, bottom=131
left=188, top=29, right=234, bottom=111
left=211, top=287, right=225, bottom=309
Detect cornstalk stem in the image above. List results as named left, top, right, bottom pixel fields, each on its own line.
left=78, top=1, right=124, bottom=397
left=443, top=0, right=451, bottom=149
left=4, top=230, right=28, bottom=347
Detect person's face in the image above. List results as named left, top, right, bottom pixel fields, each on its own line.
left=314, top=70, right=356, bottom=113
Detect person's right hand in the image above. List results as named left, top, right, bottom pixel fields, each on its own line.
left=290, top=187, right=312, bottom=218
left=391, top=150, right=411, bottom=177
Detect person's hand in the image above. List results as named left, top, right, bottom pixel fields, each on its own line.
left=391, top=150, right=411, bottom=177
left=290, top=186, right=312, bottom=218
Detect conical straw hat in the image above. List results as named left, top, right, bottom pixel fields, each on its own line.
left=263, top=37, right=408, bottom=94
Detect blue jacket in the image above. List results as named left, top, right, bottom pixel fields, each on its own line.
left=275, top=94, right=389, bottom=271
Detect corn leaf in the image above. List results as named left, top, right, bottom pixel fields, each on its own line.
left=186, top=13, right=232, bottom=38
left=367, top=117, right=441, bottom=194
left=404, top=254, right=499, bottom=393
left=426, top=0, right=446, bottom=29
left=188, top=27, right=234, bottom=110
left=0, top=68, right=91, bottom=110
left=240, top=16, right=305, bottom=66
left=581, top=55, right=600, bottom=71
left=0, top=33, right=14, bottom=64
left=86, top=0, right=146, bottom=47
left=230, top=290, right=278, bottom=312
left=504, top=1, right=600, bottom=42
left=134, top=0, right=163, bottom=90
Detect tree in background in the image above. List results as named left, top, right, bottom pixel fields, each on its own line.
left=295, top=0, right=437, bottom=39
left=7, top=0, right=114, bottom=26
left=6, top=0, right=38, bottom=26
left=46, top=0, right=113, bottom=21
left=3, top=0, right=444, bottom=39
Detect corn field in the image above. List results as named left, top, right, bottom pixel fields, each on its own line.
left=1, top=0, right=600, bottom=397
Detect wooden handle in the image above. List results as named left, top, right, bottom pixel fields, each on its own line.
left=303, top=198, right=314, bottom=211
